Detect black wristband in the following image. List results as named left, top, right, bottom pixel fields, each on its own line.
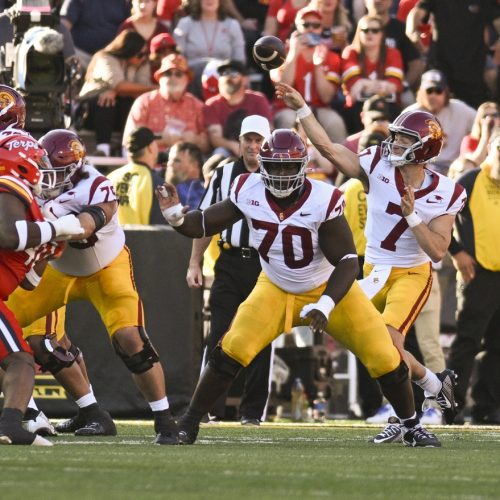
left=80, top=205, right=107, bottom=232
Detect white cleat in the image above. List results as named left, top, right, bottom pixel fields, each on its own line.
left=31, top=435, right=53, bottom=446
left=23, top=411, right=58, bottom=436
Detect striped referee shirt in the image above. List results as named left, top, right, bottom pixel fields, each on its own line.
left=198, top=157, right=253, bottom=249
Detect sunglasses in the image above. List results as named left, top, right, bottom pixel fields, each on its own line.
left=300, top=22, right=322, bottom=29
left=219, top=69, right=241, bottom=77
left=164, top=70, right=185, bottom=77
left=425, top=87, right=444, bottom=95
left=361, top=27, right=382, bottom=34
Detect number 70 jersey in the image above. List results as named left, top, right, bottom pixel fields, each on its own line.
left=230, top=174, right=345, bottom=294
left=360, top=146, right=466, bottom=267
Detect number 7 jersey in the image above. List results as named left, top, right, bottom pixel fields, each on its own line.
left=230, top=174, right=345, bottom=294
left=359, top=146, right=466, bottom=267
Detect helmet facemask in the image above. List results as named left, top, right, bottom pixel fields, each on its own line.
left=39, top=158, right=83, bottom=199
left=259, top=157, right=308, bottom=198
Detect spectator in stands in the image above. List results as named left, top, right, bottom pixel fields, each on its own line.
left=459, top=102, right=500, bottom=167
left=173, top=0, right=246, bottom=98
left=343, top=94, right=390, bottom=154
left=148, top=32, right=178, bottom=80
left=79, top=30, right=156, bottom=157
left=118, top=0, right=169, bottom=58
left=123, top=53, right=208, bottom=155
left=406, top=0, right=496, bottom=109
left=262, top=0, right=309, bottom=42
left=403, top=70, right=476, bottom=176
left=308, top=0, right=352, bottom=54
left=448, top=134, right=500, bottom=425
left=60, top=0, right=131, bottom=68
left=204, top=59, right=273, bottom=157
left=165, top=141, right=205, bottom=209
left=364, top=0, right=424, bottom=102
left=341, top=14, right=404, bottom=133
left=271, top=7, right=347, bottom=144
left=108, top=126, right=167, bottom=225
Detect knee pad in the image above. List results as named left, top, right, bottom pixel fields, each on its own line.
left=35, top=336, right=77, bottom=374
left=377, top=361, right=409, bottom=389
left=68, top=343, right=82, bottom=361
left=208, top=346, right=243, bottom=379
left=112, top=327, right=160, bottom=374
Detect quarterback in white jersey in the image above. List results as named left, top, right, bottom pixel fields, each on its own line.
left=158, top=129, right=444, bottom=447
left=8, top=129, right=179, bottom=445
left=277, top=82, right=464, bottom=431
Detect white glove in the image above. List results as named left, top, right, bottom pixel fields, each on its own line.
left=162, top=203, right=185, bottom=227
left=51, top=214, right=85, bottom=240
left=300, top=295, right=335, bottom=320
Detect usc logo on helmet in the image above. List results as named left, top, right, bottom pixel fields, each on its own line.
left=426, top=119, right=443, bottom=140
left=0, top=90, right=15, bottom=108
left=69, top=139, right=85, bottom=161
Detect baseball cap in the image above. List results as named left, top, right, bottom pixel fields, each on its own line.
left=295, top=6, right=323, bottom=23
left=239, top=115, right=271, bottom=139
left=150, top=33, right=176, bottom=55
left=217, top=59, right=249, bottom=76
left=420, top=69, right=448, bottom=90
left=358, top=129, right=388, bottom=152
left=126, top=127, right=161, bottom=153
left=362, top=95, right=390, bottom=120
left=154, top=53, right=191, bottom=82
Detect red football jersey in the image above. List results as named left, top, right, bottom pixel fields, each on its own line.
left=0, top=175, right=45, bottom=300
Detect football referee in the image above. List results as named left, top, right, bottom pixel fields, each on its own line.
left=186, top=115, right=272, bottom=425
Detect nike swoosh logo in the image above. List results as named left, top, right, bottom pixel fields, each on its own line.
left=299, top=212, right=311, bottom=216
left=58, top=198, right=73, bottom=204
left=426, top=199, right=439, bottom=204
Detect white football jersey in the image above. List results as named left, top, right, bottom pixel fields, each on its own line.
left=43, top=164, right=125, bottom=276
left=230, top=174, right=345, bottom=294
left=359, top=146, right=466, bottom=267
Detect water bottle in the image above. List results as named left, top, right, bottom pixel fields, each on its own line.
left=291, top=377, right=305, bottom=422
left=313, top=392, right=327, bottom=423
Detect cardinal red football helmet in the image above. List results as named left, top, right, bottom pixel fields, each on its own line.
left=382, top=110, right=444, bottom=167
left=39, top=129, right=86, bottom=198
left=258, top=129, right=308, bottom=198
left=0, top=133, right=52, bottom=195
left=0, top=85, right=26, bottom=130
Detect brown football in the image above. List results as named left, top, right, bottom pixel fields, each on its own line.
left=252, top=36, right=286, bottom=71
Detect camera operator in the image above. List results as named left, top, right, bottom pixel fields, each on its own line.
left=270, top=6, right=347, bottom=143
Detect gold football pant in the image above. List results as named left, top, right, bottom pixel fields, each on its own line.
left=221, top=273, right=401, bottom=378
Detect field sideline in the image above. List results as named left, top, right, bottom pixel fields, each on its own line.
left=1, top=420, right=499, bottom=500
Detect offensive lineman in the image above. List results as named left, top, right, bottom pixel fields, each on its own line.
left=275, top=81, right=466, bottom=442
left=158, top=129, right=442, bottom=447
left=7, top=129, right=179, bottom=445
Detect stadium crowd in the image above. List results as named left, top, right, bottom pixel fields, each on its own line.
left=0, top=0, right=499, bottom=446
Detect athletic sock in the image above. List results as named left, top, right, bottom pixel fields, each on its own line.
left=414, top=368, right=441, bottom=397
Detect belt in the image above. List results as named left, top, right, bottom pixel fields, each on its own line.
left=218, top=241, right=259, bottom=259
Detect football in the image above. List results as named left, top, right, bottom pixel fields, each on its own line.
left=252, top=36, right=286, bottom=71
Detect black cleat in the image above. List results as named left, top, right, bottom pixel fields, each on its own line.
left=178, top=417, right=199, bottom=445
left=153, top=415, right=179, bottom=445
left=56, top=412, right=86, bottom=433
left=370, top=416, right=402, bottom=444
left=434, top=369, right=458, bottom=425
left=240, top=417, right=261, bottom=426
left=403, top=424, right=441, bottom=447
left=0, top=423, right=52, bottom=446
left=74, top=411, right=117, bottom=436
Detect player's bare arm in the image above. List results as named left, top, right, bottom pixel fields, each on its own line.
left=275, top=82, right=367, bottom=184
left=187, top=237, right=212, bottom=288
left=301, top=216, right=359, bottom=333
left=0, top=193, right=83, bottom=248
left=156, top=183, right=243, bottom=238
left=76, top=200, right=117, bottom=240
left=401, top=184, right=455, bottom=262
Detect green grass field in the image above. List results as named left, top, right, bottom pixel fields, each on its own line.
left=1, top=421, right=499, bottom=500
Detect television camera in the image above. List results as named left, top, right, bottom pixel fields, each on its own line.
left=0, top=0, right=78, bottom=133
